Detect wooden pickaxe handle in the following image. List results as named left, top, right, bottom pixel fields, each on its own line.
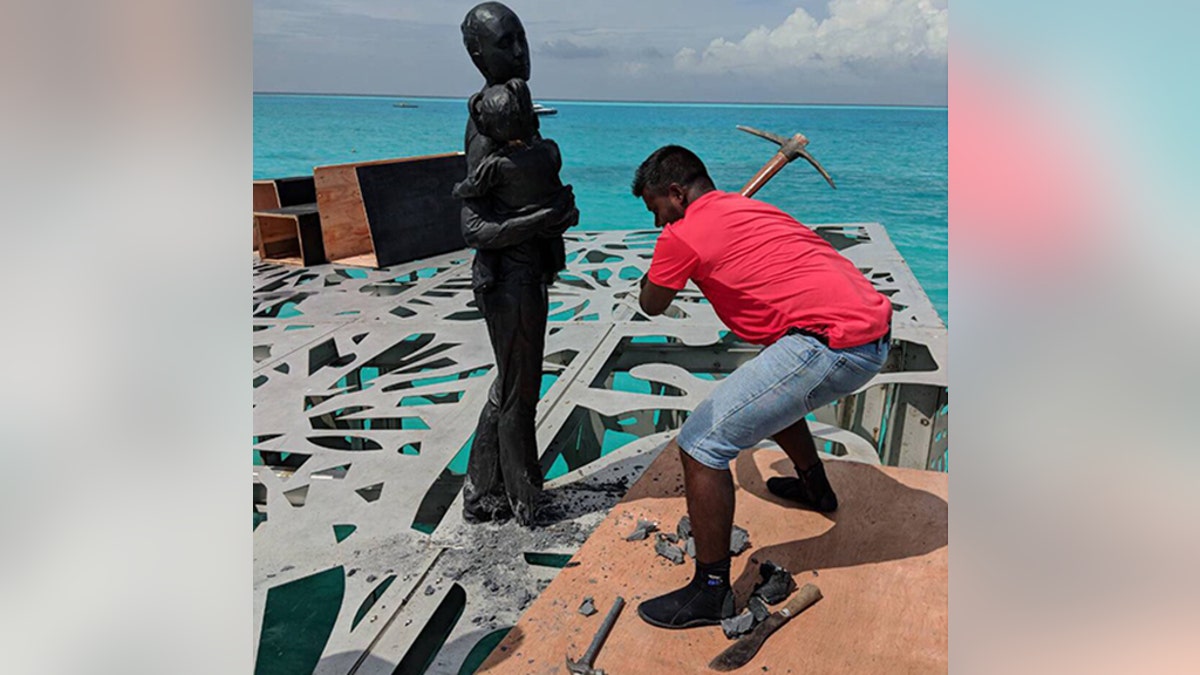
left=741, top=151, right=793, bottom=198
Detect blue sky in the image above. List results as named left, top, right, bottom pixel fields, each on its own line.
left=254, top=0, right=947, bottom=105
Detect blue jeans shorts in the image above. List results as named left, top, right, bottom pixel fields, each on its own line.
left=678, top=331, right=889, bottom=470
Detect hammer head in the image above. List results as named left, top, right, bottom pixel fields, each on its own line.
left=565, top=656, right=604, bottom=675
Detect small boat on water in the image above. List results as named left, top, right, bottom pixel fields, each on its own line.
left=533, top=103, right=557, bottom=116
left=393, top=102, right=419, bottom=109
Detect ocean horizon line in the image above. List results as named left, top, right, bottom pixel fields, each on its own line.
left=253, top=90, right=947, bottom=111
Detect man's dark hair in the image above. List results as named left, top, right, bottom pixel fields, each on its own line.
left=631, top=145, right=712, bottom=197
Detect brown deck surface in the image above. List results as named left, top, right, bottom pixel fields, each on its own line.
left=480, top=447, right=947, bottom=674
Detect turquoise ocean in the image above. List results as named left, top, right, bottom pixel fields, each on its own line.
left=254, top=94, right=947, bottom=323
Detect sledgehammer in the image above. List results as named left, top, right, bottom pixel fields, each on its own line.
left=737, top=125, right=836, bottom=196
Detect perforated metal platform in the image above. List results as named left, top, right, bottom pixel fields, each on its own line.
left=252, top=225, right=947, bottom=674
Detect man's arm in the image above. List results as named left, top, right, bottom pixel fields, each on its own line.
left=639, top=274, right=679, bottom=316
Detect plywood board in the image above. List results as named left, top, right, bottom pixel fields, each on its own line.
left=254, top=181, right=281, bottom=210
left=314, top=163, right=375, bottom=263
left=315, top=154, right=465, bottom=268
left=479, top=448, right=948, bottom=674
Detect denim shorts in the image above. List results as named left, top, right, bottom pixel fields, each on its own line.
left=678, top=332, right=889, bottom=470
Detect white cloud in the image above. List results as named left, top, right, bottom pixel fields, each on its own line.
left=619, top=61, right=648, bottom=77
left=540, top=39, right=609, bottom=59
left=675, top=0, right=947, bottom=74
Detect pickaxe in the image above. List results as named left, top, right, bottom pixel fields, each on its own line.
left=737, top=125, right=836, bottom=197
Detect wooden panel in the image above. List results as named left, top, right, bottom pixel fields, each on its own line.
left=253, top=181, right=281, bottom=210
left=356, top=153, right=467, bottom=267
left=253, top=182, right=279, bottom=252
left=314, top=163, right=375, bottom=263
left=480, top=449, right=948, bottom=674
left=328, top=252, right=378, bottom=268
left=315, top=153, right=465, bottom=267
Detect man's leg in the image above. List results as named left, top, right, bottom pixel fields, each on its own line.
left=773, top=416, right=819, bottom=470
left=636, top=333, right=834, bottom=629
left=768, top=334, right=892, bottom=512
left=681, top=446, right=736, bottom=564
left=767, top=417, right=839, bottom=512
left=636, top=440, right=736, bottom=628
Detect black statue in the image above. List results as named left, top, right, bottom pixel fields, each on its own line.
left=458, top=2, right=578, bottom=526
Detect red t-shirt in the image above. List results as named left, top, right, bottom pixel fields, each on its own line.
left=647, top=191, right=892, bottom=348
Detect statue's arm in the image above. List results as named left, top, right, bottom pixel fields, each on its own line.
left=453, top=157, right=499, bottom=200
left=461, top=186, right=577, bottom=250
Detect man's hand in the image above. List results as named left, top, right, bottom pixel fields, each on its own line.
left=638, top=276, right=679, bottom=316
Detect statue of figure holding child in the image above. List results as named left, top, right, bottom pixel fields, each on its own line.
left=457, top=2, right=578, bottom=526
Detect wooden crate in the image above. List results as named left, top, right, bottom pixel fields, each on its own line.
left=313, top=153, right=467, bottom=268
left=254, top=204, right=325, bottom=266
left=253, top=176, right=317, bottom=253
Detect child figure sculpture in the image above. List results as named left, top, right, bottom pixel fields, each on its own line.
left=454, top=77, right=568, bottom=285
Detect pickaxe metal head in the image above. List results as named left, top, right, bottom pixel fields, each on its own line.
left=737, top=124, right=836, bottom=189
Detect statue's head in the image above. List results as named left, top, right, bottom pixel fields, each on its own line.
left=470, top=78, right=539, bottom=144
left=461, top=2, right=530, bottom=84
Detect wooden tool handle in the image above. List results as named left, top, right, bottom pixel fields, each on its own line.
left=779, top=583, right=822, bottom=618
left=740, top=152, right=791, bottom=198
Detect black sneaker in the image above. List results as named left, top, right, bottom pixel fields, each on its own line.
left=637, top=575, right=735, bottom=629
left=766, top=461, right=838, bottom=512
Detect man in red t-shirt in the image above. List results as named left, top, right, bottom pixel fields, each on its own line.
left=632, top=145, right=892, bottom=629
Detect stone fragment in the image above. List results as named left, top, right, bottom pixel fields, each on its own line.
left=747, top=595, right=770, bottom=623
left=677, top=515, right=691, bottom=540
left=752, top=560, right=796, bottom=605
left=685, top=536, right=696, bottom=560
left=625, top=519, right=659, bottom=541
left=721, top=609, right=756, bottom=639
left=654, top=539, right=684, bottom=565
left=578, top=596, right=597, bottom=616
left=729, top=525, right=751, bottom=555
left=424, top=585, right=436, bottom=596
